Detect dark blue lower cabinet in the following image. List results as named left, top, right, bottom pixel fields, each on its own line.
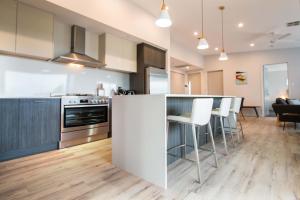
left=0, top=99, right=60, bottom=161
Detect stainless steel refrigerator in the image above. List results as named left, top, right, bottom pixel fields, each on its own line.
left=145, top=67, right=169, bottom=94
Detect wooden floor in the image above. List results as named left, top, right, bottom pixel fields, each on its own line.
left=0, top=118, right=299, bottom=200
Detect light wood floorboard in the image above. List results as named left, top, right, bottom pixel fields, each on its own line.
left=0, top=118, right=299, bottom=200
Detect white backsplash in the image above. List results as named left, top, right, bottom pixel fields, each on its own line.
left=0, top=55, right=129, bottom=97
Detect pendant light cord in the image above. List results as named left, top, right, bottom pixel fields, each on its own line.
left=221, top=7, right=224, bottom=51
left=201, top=0, right=204, bottom=37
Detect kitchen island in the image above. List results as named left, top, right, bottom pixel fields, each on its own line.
left=112, top=94, right=234, bottom=189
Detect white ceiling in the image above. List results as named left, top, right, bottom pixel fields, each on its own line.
left=130, top=0, right=300, bottom=55
left=170, top=57, right=202, bottom=73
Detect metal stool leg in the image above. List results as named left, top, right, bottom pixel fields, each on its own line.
left=227, top=117, right=235, bottom=147
left=220, top=117, right=229, bottom=155
left=184, top=124, right=187, bottom=158
left=192, top=124, right=201, bottom=183
left=214, top=115, right=217, bottom=134
left=233, top=113, right=240, bottom=142
left=208, top=122, right=218, bottom=168
left=238, top=118, right=244, bottom=139
left=167, top=120, right=170, bottom=135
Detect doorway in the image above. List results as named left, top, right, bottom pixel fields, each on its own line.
left=188, top=72, right=201, bottom=94
left=207, top=70, right=224, bottom=95
left=263, top=63, right=288, bottom=117
left=171, top=71, right=185, bottom=94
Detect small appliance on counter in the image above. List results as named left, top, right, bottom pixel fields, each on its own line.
left=52, top=93, right=109, bottom=148
left=97, top=83, right=105, bottom=96
left=116, top=87, right=135, bottom=95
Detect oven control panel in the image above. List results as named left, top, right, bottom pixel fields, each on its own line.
left=61, top=96, right=109, bottom=106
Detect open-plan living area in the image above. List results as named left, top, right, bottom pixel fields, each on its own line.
left=0, top=0, right=300, bottom=199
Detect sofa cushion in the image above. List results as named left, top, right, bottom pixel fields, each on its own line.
left=287, top=99, right=300, bottom=105
left=276, top=98, right=288, bottom=105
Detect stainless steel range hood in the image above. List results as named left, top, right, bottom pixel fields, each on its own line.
left=53, top=25, right=106, bottom=68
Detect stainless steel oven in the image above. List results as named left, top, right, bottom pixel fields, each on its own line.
left=59, top=95, right=109, bottom=148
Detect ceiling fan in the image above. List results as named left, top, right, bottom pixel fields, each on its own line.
left=268, top=32, right=292, bottom=47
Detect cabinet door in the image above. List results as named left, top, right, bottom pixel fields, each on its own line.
left=18, top=99, right=60, bottom=149
left=143, top=45, right=155, bottom=67
left=157, top=50, right=166, bottom=69
left=16, top=3, right=54, bottom=59
left=0, top=0, right=17, bottom=53
left=121, top=39, right=137, bottom=72
left=105, top=34, right=123, bottom=71
left=143, top=44, right=166, bottom=68
left=104, top=34, right=137, bottom=73
left=0, top=99, right=19, bottom=154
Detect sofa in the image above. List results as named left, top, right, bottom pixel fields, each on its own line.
left=272, top=98, right=300, bottom=130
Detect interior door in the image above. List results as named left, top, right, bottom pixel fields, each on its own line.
left=188, top=72, right=201, bottom=94
left=171, top=71, right=185, bottom=94
left=207, top=70, right=224, bottom=95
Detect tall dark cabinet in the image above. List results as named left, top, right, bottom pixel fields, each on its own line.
left=130, top=43, right=166, bottom=94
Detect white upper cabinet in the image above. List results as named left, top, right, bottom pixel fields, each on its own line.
left=16, top=3, right=54, bottom=60
left=0, top=0, right=17, bottom=53
left=99, top=33, right=137, bottom=73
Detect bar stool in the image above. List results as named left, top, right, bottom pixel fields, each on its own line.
left=167, top=98, right=218, bottom=183
left=211, top=98, right=232, bottom=155
left=230, top=97, right=244, bottom=141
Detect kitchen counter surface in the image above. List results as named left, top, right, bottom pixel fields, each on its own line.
left=165, top=94, right=235, bottom=98
left=0, top=96, right=61, bottom=99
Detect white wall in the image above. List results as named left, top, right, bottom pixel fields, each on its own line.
left=0, top=55, right=129, bottom=97
left=46, top=0, right=171, bottom=50
left=203, top=48, right=300, bottom=106
left=170, top=42, right=203, bottom=67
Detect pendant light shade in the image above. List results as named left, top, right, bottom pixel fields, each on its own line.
left=219, top=6, right=228, bottom=61
left=196, top=0, right=209, bottom=50
left=197, top=38, right=209, bottom=49
left=219, top=50, right=228, bottom=61
left=155, top=0, right=172, bottom=28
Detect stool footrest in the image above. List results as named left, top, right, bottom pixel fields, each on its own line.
left=183, top=152, right=215, bottom=164
left=185, top=144, right=213, bottom=153
left=167, top=144, right=186, bottom=151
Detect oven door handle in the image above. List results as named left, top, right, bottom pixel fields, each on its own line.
left=64, top=104, right=108, bottom=108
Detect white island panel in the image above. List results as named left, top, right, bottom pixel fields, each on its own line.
left=112, top=95, right=167, bottom=188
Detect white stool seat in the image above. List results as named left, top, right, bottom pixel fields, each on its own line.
left=167, top=115, right=191, bottom=124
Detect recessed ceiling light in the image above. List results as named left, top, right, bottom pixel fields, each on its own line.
left=250, top=43, right=255, bottom=47
left=193, top=32, right=198, bottom=36
left=186, top=66, right=190, bottom=70
left=214, top=47, right=219, bottom=51
left=238, top=23, right=244, bottom=28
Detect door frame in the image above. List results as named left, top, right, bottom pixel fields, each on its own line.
left=262, top=62, right=289, bottom=117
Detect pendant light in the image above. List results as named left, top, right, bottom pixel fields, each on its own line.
left=155, top=0, right=172, bottom=28
left=197, top=0, right=209, bottom=50
left=219, top=6, right=228, bottom=61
